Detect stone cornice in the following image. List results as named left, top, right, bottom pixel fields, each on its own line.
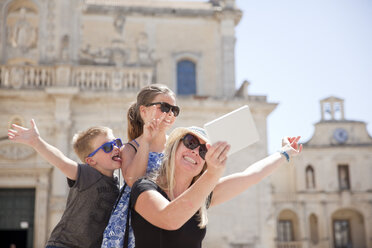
left=84, top=0, right=242, bottom=24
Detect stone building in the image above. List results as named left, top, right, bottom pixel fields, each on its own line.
left=0, top=0, right=277, bottom=247
left=271, top=96, right=372, bottom=248
left=1, top=1, right=371, bottom=248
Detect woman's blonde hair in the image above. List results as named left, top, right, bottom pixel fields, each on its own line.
left=155, top=129, right=209, bottom=228
left=127, top=84, right=175, bottom=141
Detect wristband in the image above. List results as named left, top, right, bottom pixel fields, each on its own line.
left=279, top=150, right=290, bottom=162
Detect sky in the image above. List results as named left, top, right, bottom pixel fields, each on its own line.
left=234, top=0, right=372, bottom=153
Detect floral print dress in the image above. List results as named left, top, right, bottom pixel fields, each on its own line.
left=101, top=152, right=164, bottom=248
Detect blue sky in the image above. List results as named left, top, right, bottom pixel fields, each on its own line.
left=234, top=0, right=372, bottom=152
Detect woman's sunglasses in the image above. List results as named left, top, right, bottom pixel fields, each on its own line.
left=88, top=138, right=123, bottom=157
left=146, top=102, right=180, bottom=117
left=182, top=134, right=208, bottom=160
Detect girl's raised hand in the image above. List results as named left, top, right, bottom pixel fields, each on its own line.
left=142, top=105, right=166, bottom=143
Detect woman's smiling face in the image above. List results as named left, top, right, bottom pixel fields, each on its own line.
left=175, top=134, right=206, bottom=177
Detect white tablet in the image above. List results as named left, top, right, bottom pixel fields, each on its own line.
left=203, top=105, right=259, bottom=156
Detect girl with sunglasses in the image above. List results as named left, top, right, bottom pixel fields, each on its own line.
left=129, top=126, right=302, bottom=248
left=102, top=84, right=179, bottom=248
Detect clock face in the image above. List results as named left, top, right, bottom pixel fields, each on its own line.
left=333, top=128, right=348, bottom=143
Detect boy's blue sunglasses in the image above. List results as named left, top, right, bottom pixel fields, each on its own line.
left=87, top=138, right=123, bottom=157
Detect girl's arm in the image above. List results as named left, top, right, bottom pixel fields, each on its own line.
left=122, top=108, right=166, bottom=187
left=8, top=119, right=78, bottom=180
left=210, top=136, right=302, bottom=206
left=133, top=142, right=229, bottom=230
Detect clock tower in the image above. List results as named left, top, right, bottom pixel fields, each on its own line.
left=306, top=96, right=372, bottom=146
left=271, top=96, right=372, bottom=248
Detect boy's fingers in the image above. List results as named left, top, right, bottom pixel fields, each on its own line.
left=30, top=119, right=36, bottom=129
left=8, top=129, right=17, bottom=135
left=11, top=123, right=27, bottom=131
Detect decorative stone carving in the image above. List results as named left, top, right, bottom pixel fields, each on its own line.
left=0, top=144, right=35, bottom=160
left=8, top=8, right=38, bottom=53
left=80, top=41, right=129, bottom=66
left=137, top=32, right=154, bottom=65
left=113, top=14, right=126, bottom=35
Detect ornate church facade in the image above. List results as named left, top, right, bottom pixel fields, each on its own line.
left=0, top=1, right=371, bottom=248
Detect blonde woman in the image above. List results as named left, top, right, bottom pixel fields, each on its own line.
left=130, top=126, right=302, bottom=248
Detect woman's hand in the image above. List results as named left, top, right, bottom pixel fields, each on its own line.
left=205, top=141, right=230, bottom=175
left=281, top=136, right=303, bottom=158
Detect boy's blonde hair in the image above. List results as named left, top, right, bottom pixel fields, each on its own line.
left=72, top=126, right=113, bottom=162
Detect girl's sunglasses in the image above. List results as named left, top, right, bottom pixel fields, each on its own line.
left=88, top=138, right=123, bottom=157
left=146, top=102, right=180, bottom=117
left=182, top=134, right=208, bottom=160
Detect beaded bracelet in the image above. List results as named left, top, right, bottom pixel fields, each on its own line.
left=132, top=139, right=140, bottom=147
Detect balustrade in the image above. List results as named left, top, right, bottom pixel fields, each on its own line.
left=0, top=64, right=153, bottom=91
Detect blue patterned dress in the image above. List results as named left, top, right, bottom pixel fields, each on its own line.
left=101, top=152, right=164, bottom=248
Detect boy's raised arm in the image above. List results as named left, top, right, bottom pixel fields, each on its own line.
left=8, top=119, right=78, bottom=180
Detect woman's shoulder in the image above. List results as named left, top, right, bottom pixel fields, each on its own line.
left=130, top=177, right=162, bottom=206
left=132, top=177, right=158, bottom=192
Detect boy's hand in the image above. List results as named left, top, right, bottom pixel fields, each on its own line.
left=8, top=119, right=41, bottom=147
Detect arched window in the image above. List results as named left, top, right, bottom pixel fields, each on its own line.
left=177, top=59, right=196, bottom=95
left=305, top=165, right=315, bottom=189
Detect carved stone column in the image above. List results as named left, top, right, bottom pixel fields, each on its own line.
left=34, top=169, right=51, bottom=247
left=45, top=86, right=79, bottom=234
left=220, top=16, right=236, bottom=98
left=299, top=201, right=309, bottom=248
left=320, top=200, right=332, bottom=248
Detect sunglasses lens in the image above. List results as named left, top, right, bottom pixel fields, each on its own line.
left=172, top=106, right=180, bottom=117
left=160, top=103, right=171, bottom=113
left=158, top=102, right=180, bottom=117
left=102, top=143, right=113, bottom=153
left=183, top=134, right=208, bottom=159
left=199, top=146, right=207, bottom=160
left=115, top=139, right=123, bottom=147
left=183, top=134, right=200, bottom=150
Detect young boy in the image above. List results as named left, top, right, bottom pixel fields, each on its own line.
left=8, top=119, right=122, bottom=248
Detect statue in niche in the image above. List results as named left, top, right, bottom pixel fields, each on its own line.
left=8, top=8, right=38, bottom=53
left=137, top=32, right=154, bottom=65
left=114, top=14, right=126, bottom=35
left=306, top=167, right=315, bottom=189
left=60, top=35, right=70, bottom=62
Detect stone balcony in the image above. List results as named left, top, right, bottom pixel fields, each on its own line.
left=0, top=64, right=153, bottom=92
left=276, top=241, right=303, bottom=248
